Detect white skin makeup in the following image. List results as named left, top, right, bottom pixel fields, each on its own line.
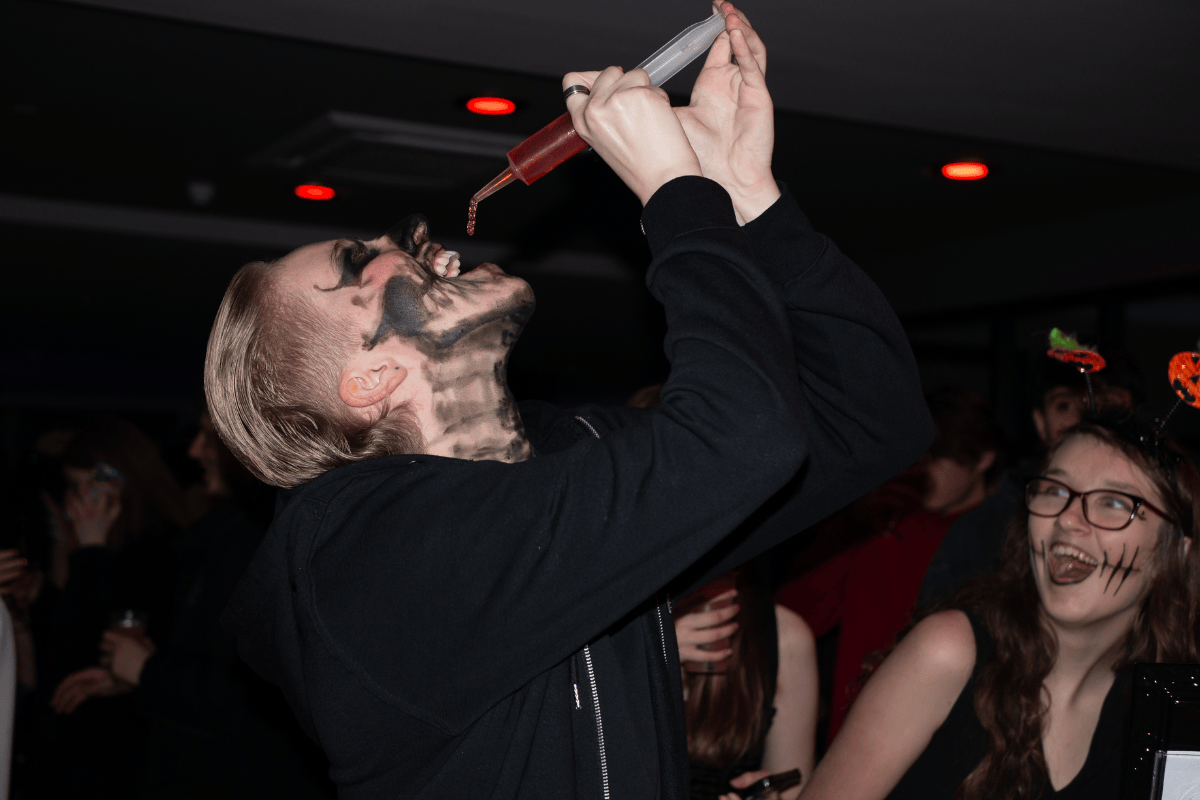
left=275, top=220, right=536, bottom=463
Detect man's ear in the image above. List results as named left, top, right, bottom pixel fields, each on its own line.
left=1031, top=408, right=1048, bottom=443
left=338, top=354, right=408, bottom=410
left=974, top=450, right=996, bottom=476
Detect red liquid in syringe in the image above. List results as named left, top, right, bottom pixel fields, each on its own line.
left=468, top=112, right=587, bottom=236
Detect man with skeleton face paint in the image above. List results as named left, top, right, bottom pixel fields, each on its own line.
left=287, top=213, right=538, bottom=464
left=206, top=6, right=930, bottom=799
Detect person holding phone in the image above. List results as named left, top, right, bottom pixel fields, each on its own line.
left=674, top=574, right=817, bottom=800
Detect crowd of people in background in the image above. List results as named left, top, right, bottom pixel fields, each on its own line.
left=0, top=337, right=1196, bottom=799
left=1, top=410, right=334, bottom=799
left=657, top=342, right=1200, bottom=799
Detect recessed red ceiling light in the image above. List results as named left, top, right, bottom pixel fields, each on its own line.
left=295, top=184, right=335, bottom=200
left=941, top=162, right=988, bottom=180
left=466, top=96, right=517, bottom=116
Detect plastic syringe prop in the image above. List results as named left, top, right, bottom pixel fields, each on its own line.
left=472, top=11, right=727, bottom=206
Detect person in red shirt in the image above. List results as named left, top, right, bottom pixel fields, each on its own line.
left=778, top=387, right=1002, bottom=743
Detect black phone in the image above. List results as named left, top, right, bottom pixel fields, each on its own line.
left=736, top=768, right=802, bottom=800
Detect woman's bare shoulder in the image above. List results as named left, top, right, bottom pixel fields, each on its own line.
left=895, top=609, right=977, bottom=682
left=774, top=604, right=815, bottom=655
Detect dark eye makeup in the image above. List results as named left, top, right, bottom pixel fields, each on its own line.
left=328, top=239, right=381, bottom=289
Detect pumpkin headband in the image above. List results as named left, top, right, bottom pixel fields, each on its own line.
left=1046, top=328, right=1106, bottom=413
left=1047, top=328, right=1199, bottom=481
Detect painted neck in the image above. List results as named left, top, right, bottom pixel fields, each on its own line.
left=411, top=323, right=530, bottom=463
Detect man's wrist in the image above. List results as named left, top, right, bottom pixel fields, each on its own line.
left=638, top=164, right=705, bottom=207
left=728, top=179, right=781, bottom=225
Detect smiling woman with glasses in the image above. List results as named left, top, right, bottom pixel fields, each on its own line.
left=799, top=419, right=1200, bottom=800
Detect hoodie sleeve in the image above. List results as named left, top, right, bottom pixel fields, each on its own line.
left=674, top=182, right=933, bottom=595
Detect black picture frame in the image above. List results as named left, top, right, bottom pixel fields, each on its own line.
left=1124, top=663, right=1200, bottom=799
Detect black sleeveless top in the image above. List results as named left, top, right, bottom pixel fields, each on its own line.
left=688, top=603, right=779, bottom=800
left=886, top=610, right=1131, bottom=800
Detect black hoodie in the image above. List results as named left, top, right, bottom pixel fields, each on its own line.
left=223, top=177, right=932, bottom=799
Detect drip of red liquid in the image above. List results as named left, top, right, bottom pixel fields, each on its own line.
left=467, top=198, right=479, bottom=237
left=467, top=112, right=587, bottom=236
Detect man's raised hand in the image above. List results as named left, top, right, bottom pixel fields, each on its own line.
left=563, top=66, right=702, bottom=207
left=675, top=2, right=779, bottom=224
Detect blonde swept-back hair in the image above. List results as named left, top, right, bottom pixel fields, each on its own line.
left=204, top=259, right=422, bottom=488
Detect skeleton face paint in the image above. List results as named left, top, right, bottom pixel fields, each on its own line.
left=1028, top=435, right=1164, bottom=629
left=365, top=262, right=534, bottom=354
left=291, top=214, right=535, bottom=357
left=274, top=214, right=536, bottom=463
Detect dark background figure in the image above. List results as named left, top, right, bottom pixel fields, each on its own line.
left=0, top=436, right=63, bottom=800
left=58, top=411, right=333, bottom=799
left=917, top=348, right=1143, bottom=609
left=777, top=386, right=1003, bottom=744
left=30, top=418, right=194, bottom=799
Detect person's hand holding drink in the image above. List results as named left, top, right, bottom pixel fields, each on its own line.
left=675, top=588, right=740, bottom=673
left=101, top=609, right=155, bottom=686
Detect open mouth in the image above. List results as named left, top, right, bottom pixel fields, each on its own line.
left=1047, top=542, right=1100, bottom=584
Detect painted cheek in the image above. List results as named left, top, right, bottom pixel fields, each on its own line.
left=370, top=274, right=430, bottom=345
left=359, top=256, right=404, bottom=286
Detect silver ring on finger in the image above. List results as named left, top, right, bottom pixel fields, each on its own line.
left=562, top=85, right=591, bottom=100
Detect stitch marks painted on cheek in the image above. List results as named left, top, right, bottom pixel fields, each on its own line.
left=1033, top=538, right=1142, bottom=596
left=1031, top=540, right=1047, bottom=568
left=1101, top=544, right=1140, bottom=596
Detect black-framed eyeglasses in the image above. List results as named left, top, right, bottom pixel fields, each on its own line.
left=1024, top=476, right=1175, bottom=531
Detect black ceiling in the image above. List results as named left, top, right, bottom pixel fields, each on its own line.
left=3, top=0, right=1199, bottom=418
left=58, top=0, right=1200, bottom=171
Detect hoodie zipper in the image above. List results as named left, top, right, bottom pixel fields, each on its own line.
left=572, top=415, right=611, bottom=800
left=569, top=654, right=581, bottom=710
left=654, top=600, right=671, bottom=666
left=582, top=645, right=611, bottom=800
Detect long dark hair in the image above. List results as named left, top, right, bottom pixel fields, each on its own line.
left=950, top=422, right=1200, bottom=799
left=679, top=572, right=774, bottom=767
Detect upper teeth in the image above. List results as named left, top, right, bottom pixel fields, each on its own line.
left=1050, top=543, right=1099, bottom=566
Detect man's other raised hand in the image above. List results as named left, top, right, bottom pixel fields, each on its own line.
left=676, top=2, right=779, bottom=224
left=562, top=67, right=702, bottom=207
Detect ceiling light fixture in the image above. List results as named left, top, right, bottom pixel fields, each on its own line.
left=941, top=162, right=988, bottom=180
left=295, top=184, right=335, bottom=200
left=466, top=97, right=517, bottom=116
